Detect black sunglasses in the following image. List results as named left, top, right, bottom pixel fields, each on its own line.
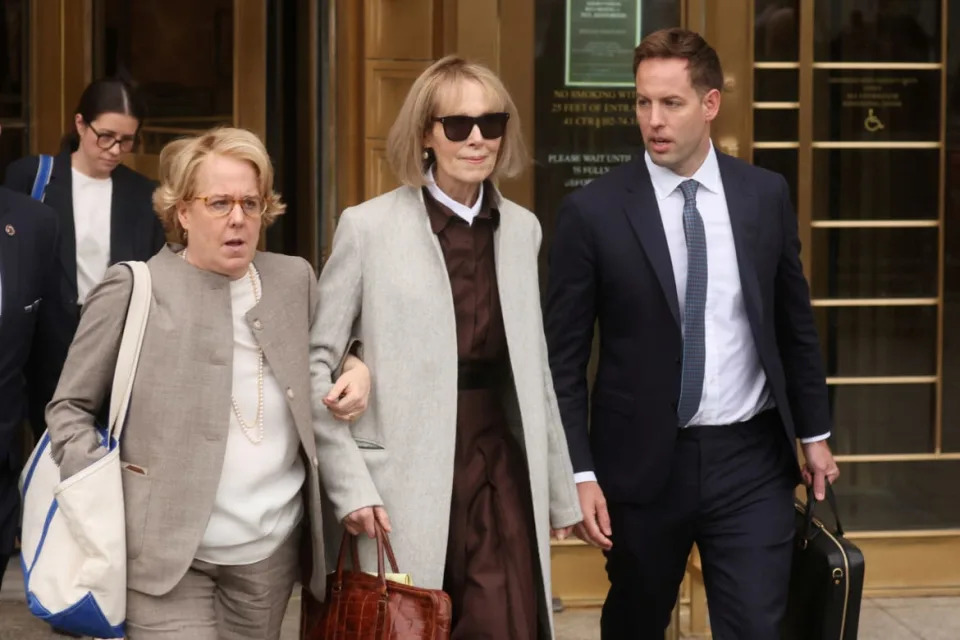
left=431, top=112, right=509, bottom=142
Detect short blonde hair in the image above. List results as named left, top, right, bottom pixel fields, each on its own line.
left=386, top=55, right=528, bottom=186
left=153, top=127, right=285, bottom=244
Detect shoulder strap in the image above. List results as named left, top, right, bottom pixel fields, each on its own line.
left=108, top=261, right=152, bottom=442
left=30, top=154, right=54, bottom=202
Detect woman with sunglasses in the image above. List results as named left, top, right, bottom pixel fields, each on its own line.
left=4, top=78, right=165, bottom=345
left=308, top=56, right=582, bottom=638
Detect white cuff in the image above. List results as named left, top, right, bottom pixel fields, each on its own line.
left=800, top=432, right=831, bottom=444
left=574, top=471, right=598, bottom=484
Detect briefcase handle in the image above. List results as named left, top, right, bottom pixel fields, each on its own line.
left=801, top=483, right=845, bottom=541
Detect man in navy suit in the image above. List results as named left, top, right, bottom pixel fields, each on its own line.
left=545, top=29, right=839, bottom=639
left=0, top=129, right=71, bottom=588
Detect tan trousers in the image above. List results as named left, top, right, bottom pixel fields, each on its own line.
left=125, top=528, right=300, bottom=640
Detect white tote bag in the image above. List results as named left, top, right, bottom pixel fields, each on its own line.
left=19, top=261, right=152, bottom=638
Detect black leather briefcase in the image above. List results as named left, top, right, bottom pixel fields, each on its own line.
left=781, top=485, right=865, bottom=640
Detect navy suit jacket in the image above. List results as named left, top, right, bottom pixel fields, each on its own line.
left=4, top=150, right=165, bottom=316
left=0, top=186, right=72, bottom=552
left=544, top=151, right=831, bottom=504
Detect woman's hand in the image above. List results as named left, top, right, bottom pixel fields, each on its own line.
left=551, top=526, right=576, bottom=541
left=324, top=355, right=370, bottom=421
left=342, top=506, right=392, bottom=538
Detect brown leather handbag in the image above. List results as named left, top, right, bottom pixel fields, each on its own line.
left=301, top=524, right=452, bottom=640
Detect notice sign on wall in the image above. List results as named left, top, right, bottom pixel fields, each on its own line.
left=534, top=0, right=678, bottom=279
left=814, top=69, right=940, bottom=142
left=565, top=0, right=642, bottom=87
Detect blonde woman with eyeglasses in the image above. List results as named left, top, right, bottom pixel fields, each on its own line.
left=45, top=127, right=370, bottom=639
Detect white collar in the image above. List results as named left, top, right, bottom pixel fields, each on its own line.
left=643, top=140, right=722, bottom=201
left=425, top=166, right=483, bottom=224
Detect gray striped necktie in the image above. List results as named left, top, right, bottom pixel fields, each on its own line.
left=677, top=179, right=707, bottom=427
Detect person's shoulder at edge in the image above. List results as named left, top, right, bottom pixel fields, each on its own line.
left=0, top=184, right=58, bottom=227
left=251, top=249, right=314, bottom=276
left=338, top=184, right=418, bottom=226
left=716, top=149, right=786, bottom=193
left=3, top=154, right=42, bottom=192
left=496, top=194, right=538, bottom=226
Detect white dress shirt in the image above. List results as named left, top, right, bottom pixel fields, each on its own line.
left=575, top=143, right=828, bottom=484
left=72, top=168, right=113, bottom=304
left=425, top=165, right=483, bottom=224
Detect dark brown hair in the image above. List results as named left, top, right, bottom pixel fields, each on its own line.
left=61, top=77, right=146, bottom=151
left=632, top=28, right=724, bottom=94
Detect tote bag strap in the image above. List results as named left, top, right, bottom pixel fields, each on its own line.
left=30, top=154, right=54, bottom=202
left=107, top=261, right=152, bottom=442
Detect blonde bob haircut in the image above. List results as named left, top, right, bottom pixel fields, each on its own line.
left=153, top=126, right=285, bottom=244
left=386, top=55, right=528, bottom=187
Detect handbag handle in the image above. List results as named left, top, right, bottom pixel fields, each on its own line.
left=802, top=483, right=845, bottom=539
left=333, top=521, right=402, bottom=593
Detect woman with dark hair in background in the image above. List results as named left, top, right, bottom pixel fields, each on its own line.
left=3, top=76, right=165, bottom=640
left=4, top=77, right=165, bottom=351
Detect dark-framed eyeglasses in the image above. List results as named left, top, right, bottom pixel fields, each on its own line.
left=85, top=122, right=137, bottom=152
left=431, top=112, right=509, bottom=142
left=190, top=194, right=266, bottom=218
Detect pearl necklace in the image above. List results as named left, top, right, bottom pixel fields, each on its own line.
left=181, top=249, right=265, bottom=444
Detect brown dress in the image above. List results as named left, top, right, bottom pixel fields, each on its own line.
left=424, top=187, right=540, bottom=639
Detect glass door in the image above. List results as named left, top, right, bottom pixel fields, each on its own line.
left=0, top=0, right=28, bottom=177
left=746, top=0, right=960, bottom=594
left=92, top=0, right=266, bottom=180
left=750, top=0, right=957, bottom=528
left=531, top=0, right=682, bottom=275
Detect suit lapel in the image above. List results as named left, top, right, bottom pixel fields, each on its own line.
left=623, top=158, right=681, bottom=327
left=0, top=200, right=19, bottom=334
left=110, top=170, right=136, bottom=264
left=718, top=153, right=763, bottom=331
left=44, top=152, right=78, bottom=300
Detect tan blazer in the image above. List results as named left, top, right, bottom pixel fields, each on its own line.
left=309, top=185, right=582, bottom=637
left=47, top=246, right=328, bottom=598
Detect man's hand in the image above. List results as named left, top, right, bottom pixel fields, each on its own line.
left=342, top=506, right=392, bottom=538
left=801, top=439, right=840, bottom=501
left=325, top=355, right=370, bottom=422
left=574, top=481, right=612, bottom=550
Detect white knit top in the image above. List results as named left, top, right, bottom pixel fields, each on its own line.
left=195, top=267, right=305, bottom=565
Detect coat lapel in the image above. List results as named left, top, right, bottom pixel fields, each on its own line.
left=110, top=171, right=137, bottom=264
left=718, top=153, right=763, bottom=332
left=412, top=186, right=458, bottom=318
left=494, top=198, right=513, bottom=346
left=244, top=256, right=318, bottom=461
left=623, top=158, right=681, bottom=327
left=44, top=151, right=78, bottom=300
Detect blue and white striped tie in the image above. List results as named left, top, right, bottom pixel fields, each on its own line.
left=677, top=179, right=707, bottom=427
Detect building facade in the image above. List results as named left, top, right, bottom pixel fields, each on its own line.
left=3, top=0, right=959, bottom=609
